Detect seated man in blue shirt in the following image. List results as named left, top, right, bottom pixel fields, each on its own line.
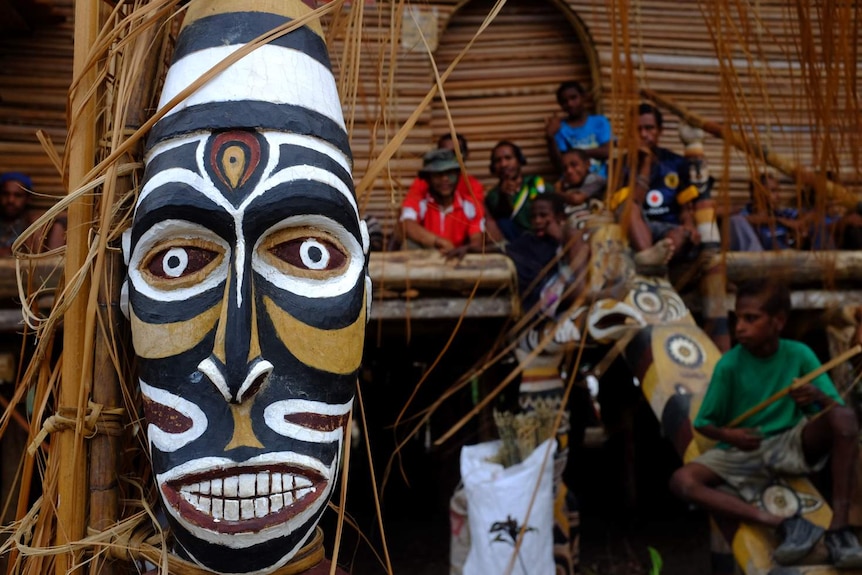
left=613, top=103, right=701, bottom=263
left=741, top=173, right=807, bottom=250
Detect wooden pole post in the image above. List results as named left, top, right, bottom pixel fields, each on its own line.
left=86, top=13, right=166, bottom=574
left=56, top=0, right=100, bottom=572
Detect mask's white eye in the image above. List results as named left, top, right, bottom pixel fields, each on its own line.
left=160, top=247, right=189, bottom=277
left=140, top=240, right=224, bottom=290
left=147, top=246, right=218, bottom=279
left=300, top=239, right=330, bottom=270
left=268, top=236, right=347, bottom=273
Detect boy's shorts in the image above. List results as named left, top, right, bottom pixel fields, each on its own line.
left=693, top=421, right=826, bottom=503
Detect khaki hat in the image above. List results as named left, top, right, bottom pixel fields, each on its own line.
left=419, top=148, right=460, bottom=176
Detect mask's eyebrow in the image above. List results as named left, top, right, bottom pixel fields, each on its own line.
left=132, top=186, right=236, bottom=248
left=242, top=182, right=361, bottom=243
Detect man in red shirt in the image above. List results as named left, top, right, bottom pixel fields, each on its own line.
left=400, top=148, right=485, bottom=253
left=405, top=133, right=485, bottom=204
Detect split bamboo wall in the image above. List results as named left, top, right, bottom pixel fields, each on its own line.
left=0, top=0, right=859, bottom=231
left=0, top=0, right=72, bottom=211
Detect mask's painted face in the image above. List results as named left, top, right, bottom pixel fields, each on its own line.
left=122, top=3, right=368, bottom=574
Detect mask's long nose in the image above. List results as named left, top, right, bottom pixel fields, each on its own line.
left=198, top=264, right=272, bottom=404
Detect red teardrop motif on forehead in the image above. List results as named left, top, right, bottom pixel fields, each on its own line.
left=210, top=131, right=261, bottom=191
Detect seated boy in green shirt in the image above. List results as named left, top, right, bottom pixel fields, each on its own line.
left=670, top=279, right=862, bottom=568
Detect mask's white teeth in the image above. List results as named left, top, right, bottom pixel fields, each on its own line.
left=224, top=476, right=239, bottom=497
left=239, top=473, right=255, bottom=497
left=177, top=471, right=321, bottom=521
left=225, top=499, right=240, bottom=521
left=241, top=499, right=255, bottom=520
left=255, top=497, right=268, bottom=518
left=257, top=472, right=269, bottom=495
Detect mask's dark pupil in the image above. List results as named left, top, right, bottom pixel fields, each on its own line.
left=307, top=246, right=322, bottom=262
left=167, top=255, right=181, bottom=269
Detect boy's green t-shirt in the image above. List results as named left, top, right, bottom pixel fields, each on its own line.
left=694, top=339, right=843, bottom=449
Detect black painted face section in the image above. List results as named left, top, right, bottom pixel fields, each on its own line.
left=126, top=128, right=365, bottom=574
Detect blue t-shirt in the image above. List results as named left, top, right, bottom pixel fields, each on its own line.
left=740, top=204, right=799, bottom=249
left=554, top=115, right=612, bottom=177
left=638, top=147, right=692, bottom=225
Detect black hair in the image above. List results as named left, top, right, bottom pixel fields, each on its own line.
left=637, top=102, right=663, bottom=129
left=437, top=132, right=469, bottom=158
left=748, top=172, right=775, bottom=197
left=561, top=148, right=590, bottom=164
left=532, top=193, right=566, bottom=217
left=736, top=279, right=791, bottom=318
left=556, top=81, right=585, bottom=104
left=489, top=140, right=527, bottom=174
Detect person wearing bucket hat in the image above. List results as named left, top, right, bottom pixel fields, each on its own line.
left=404, top=133, right=485, bottom=205
left=399, top=148, right=486, bottom=254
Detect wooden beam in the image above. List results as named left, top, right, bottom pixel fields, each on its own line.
left=369, top=296, right=515, bottom=320
left=368, top=251, right=516, bottom=292
left=714, top=251, right=862, bottom=283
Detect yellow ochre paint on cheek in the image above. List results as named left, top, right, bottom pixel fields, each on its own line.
left=263, top=294, right=365, bottom=375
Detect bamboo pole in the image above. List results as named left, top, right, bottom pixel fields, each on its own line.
left=641, top=88, right=861, bottom=212
left=55, top=0, right=100, bottom=573
left=727, top=345, right=862, bottom=428
left=86, top=13, right=165, bottom=573
left=87, top=252, right=124, bottom=575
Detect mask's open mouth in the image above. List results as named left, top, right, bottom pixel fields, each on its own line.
left=162, top=464, right=326, bottom=534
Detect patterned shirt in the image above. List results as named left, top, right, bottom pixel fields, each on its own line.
left=485, top=174, right=547, bottom=239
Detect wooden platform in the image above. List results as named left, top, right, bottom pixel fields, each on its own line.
left=367, top=251, right=519, bottom=320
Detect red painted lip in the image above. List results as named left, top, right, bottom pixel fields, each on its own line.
left=162, top=464, right=327, bottom=534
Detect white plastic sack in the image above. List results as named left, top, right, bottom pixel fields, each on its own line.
left=449, top=486, right=470, bottom=575
left=461, top=439, right=555, bottom=575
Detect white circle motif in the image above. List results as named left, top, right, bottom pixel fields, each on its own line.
left=634, top=290, right=662, bottom=314
left=666, top=334, right=704, bottom=368
left=761, top=484, right=800, bottom=518
left=163, top=247, right=189, bottom=278
left=299, top=239, right=330, bottom=270
left=646, top=190, right=663, bottom=208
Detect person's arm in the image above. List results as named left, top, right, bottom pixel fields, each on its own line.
left=693, top=357, right=764, bottom=450
left=545, top=115, right=564, bottom=171
left=582, top=142, right=610, bottom=162
left=446, top=231, right=487, bottom=259
left=695, top=424, right=763, bottom=450
left=401, top=219, right=453, bottom=251
left=588, top=115, right=613, bottom=163
left=789, top=344, right=842, bottom=409
left=624, top=152, right=655, bottom=251
left=460, top=204, right=491, bottom=255
left=557, top=190, right=590, bottom=206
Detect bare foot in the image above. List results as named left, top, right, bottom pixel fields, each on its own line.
left=634, top=237, right=674, bottom=267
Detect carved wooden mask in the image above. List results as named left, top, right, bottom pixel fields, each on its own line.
left=121, top=2, right=369, bottom=572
